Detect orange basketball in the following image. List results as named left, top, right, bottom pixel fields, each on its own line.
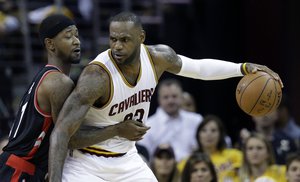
left=236, top=71, right=282, bottom=116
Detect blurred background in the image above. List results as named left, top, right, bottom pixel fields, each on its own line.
left=0, top=0, right=299, bottom=144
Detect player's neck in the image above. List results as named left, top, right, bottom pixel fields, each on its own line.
left=118, top=58, right=141, bottom=85
left=48, top=57, right=71, bottom=75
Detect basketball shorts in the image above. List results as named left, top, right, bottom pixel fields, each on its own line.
left=62, top=147, right=157, bottom=182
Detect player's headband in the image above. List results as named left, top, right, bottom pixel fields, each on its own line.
left=39, top=14, right=75, bottom=45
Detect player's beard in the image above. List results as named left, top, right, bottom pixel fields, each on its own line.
left=118, top=46, right=140, bottom=66
left=127, top=47, right=140, bottom=65
left=70, top=50, right=81, bottom=64
left=71, top=56, right=80, bottom=64
left=58, top=50, right=80, bottom=64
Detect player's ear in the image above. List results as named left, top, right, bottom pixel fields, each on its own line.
left=140, top=30, right=145, bottom=43
left=45, top=38, right=55, bottom=52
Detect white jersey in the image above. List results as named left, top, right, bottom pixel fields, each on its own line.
left=82, top=44, right=158, bottom=155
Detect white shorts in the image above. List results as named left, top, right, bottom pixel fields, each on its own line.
left=62, top=148, right=157, bottom=182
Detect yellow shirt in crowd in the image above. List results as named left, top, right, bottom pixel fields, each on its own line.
left=223, top=165, right=286, bottom=182
left=178, top=148, right=242, bottom=181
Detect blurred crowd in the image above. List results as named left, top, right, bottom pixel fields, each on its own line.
left=1, top=0, right=300, bottom=181
left=134, top=78, right=300, bottom=181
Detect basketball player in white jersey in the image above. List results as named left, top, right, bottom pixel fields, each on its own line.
left=48, top=12, right=283, bottom=182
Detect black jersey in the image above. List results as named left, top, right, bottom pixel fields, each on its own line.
left=3, top=65, right=60, bottom=172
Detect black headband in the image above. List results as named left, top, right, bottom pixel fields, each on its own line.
left=39, top=14, right=75, bottom=45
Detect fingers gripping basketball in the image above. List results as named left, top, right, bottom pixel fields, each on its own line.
left=236, top=71, right=282, bottom=116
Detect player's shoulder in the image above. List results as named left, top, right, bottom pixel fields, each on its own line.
left=37, top=71, right=74, bottom=103
left=146, top=44, right=174, bottom=56
left=146, top=44, right=179, bottom=72
left=81, top=63, right=110, bottom=81
left=42, top=71, right=74, bottom=91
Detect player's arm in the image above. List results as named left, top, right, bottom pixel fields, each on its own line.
left=41, top=72, right=75, bottom=123
left=148, top=45, right=282, bottom=86
left=40, top=72, right=149, bottom=149
left=37, top=71, right=74, bottom=123
left=48, top=64, right=108, bottom=182
left=68, top=120, right=150, bottom=149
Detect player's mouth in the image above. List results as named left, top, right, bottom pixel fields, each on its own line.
left=73, top=48, right=81, bottom=55
left=113, top=52, right=125, bottom=61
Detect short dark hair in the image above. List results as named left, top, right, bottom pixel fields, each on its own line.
left=196, top=115, right=227, bottom=152
left=157, top=78, right=183, bottom=96
left=110, top=11, right=143, bottom=30
left=182, top=152, right=218, bottom=182
left=39, top=14, right=75, bottom=46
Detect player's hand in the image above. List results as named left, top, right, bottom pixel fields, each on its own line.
left=116, top=120, right=150, bottom=141
left=243, top=63, right=284, bottom=88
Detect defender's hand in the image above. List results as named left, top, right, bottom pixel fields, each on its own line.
left=242, top=63, right=284, bottom=88
left=116, top=120, right=150, bottom=141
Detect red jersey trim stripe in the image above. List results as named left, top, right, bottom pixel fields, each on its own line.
left=34, top=69, right=59, bottom=117
left=23, top=117, right=52, bottom=159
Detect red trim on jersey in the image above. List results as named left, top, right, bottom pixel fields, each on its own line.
left=34, top=70, right=59, bottom=117
left=46, top=64, right=62, bottom=72
left=23, top=117, right=52, bottom=160
left=6, top=154, right=36, bottom=181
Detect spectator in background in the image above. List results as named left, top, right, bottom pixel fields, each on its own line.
left=139, top=79, right=203, bottom=162
left=150, top=144, right=180, bottom=182
left=0, top=0, right=19, bottom=136
left=0, top=0, right=19, bottom=35
left=178, top=115, right=242, bottom=181
left=236, top=133, right=286, bottom=181
left=77, top=0, right=93, bottom=22
left=181, top=92, right=235, bottom=148
left=181, top=91, right=197, bottom=113
left=243, top=110, right=298, bottom=164
left=181, top=152, right=218, bottom=182
left=27, top=4, right=73, bottom=24
left=286, top=152, right=300, bottom=182
left=275, top=94, right=300, bottom=146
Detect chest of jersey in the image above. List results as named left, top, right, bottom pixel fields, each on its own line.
left=85, top=45, right=157, bottom=127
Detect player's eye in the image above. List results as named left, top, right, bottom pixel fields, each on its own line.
left=110, top=37, right=117, bottom=42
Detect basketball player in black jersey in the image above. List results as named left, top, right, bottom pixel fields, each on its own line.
left=0, top=14, right=149, bottom=182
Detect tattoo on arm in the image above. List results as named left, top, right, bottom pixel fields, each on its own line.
left=48, top=65, right=108, bottom=181
left=151, top=45, right=181, bottom=74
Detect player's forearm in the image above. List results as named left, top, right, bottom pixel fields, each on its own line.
left=48, top=112, right=85, bottom=181
left=177, top=55, right=244, bottom=80
left=68, top=124, right=119, bottom=149
left=49, top=96, right=90, bottom=181
left=49, top=130, right=69, bottom=182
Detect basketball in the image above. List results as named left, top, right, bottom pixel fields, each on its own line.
left=236, top=71, right=282, bottom=116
